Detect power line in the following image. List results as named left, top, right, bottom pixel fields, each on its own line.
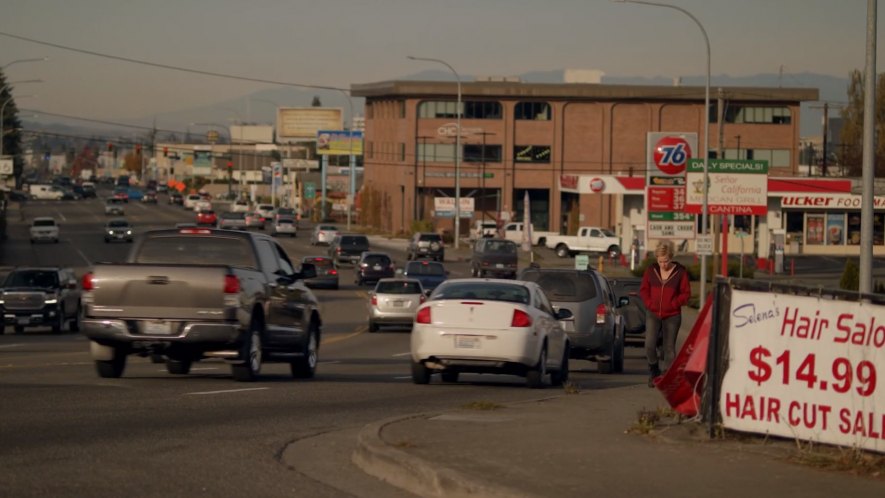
left=0, top=30, right=348, bottom=93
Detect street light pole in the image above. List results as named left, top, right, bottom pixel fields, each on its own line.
left=337, top=89, right=356, bottom=230
left=408, top=56, right=462, bottom=249
left=615, top=0, right=711, bottom=308
left=1, top=57, right=48, bottom=70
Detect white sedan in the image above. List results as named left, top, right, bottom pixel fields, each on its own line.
left=410, top=278, right=572, bottom=388
left=30, top=217, right=60, bottom=243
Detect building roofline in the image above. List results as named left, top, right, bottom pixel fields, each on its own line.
left=350, top=80, right=819, bottom=102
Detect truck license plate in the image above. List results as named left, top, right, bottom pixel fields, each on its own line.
left=496, top=263, right=504, bottom=269
left=17, top=317, right=30, bottom=325
left=455, top=335, right=480, bottom=349
left=144, top=321, right=172, bottom=335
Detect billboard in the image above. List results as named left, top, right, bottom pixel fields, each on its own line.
left=193, top=146, right=212, bottom=176
left=277, top=108, right=343, bottom=141
left=316, top=130, right=364, bottom=156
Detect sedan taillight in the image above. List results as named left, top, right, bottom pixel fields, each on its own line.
left=416, top=306, right=431, bottom=324
left=511, top=309, right=532, bottom=327
left=596, top=303, right=607, bottom=324
left=370, top=294, right=377, bottom=306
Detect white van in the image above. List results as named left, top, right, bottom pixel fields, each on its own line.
left=29, top=184, right=64, bottom=200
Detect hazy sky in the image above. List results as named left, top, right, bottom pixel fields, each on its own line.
left=1, top=0, right=881, bottom=122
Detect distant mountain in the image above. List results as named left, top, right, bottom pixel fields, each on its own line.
left=26, top=70, right=848, bottom=142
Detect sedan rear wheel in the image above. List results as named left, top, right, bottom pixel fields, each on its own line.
left=526, top=347, right=547, bottom=389
left=550, top=345, right=570, bottom=387
left=411, top=361, right=431, bottom=384
left=166, top=358, right=192, bottom=375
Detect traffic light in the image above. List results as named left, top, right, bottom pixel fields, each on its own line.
left=107, top=142, right=113, bottom=152
left=227, top=161, right=233, bottom=170
left=163, top=146, right=169, bottom=157
left=135, top=144, right=142, bottom=154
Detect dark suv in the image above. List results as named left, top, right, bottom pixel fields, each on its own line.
left=518, top=268, right=624, bottom=374
left=407, top=232, right=445, bottom=262
left=470, top=238, right=518, bottom=279
left=1, top=267, right=82, bottom=334
left=354, top=252, right=396, bottom=286
left=328, top=233, right=370, bottom=266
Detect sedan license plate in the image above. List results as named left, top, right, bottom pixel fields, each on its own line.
left=392, top=300, right=404, bottom=307
left=373, top=264, right=382, bottom=270
left=144, top=321, right=173, bottom=335
left=455, top=335, right=480, bottom=349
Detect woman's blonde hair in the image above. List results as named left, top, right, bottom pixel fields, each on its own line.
left=654, top=240, right=675, bottom=259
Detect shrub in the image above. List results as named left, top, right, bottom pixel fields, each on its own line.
left=631, top=256, right=655, bottom=277
left=839, top=259, right=860, bottom=291
left=410, top=219, right=434, bottom=234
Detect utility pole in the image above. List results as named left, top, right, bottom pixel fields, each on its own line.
left=821, top=102, right=829, bottom=176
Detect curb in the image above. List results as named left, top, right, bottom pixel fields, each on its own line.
left=352, top=412, right=529, bottom=498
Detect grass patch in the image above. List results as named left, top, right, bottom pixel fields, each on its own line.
left=628, top=407, right=662, bottom=435
left=791, top=442, right=885, bottom=477
left=562, top=381, right=581, bottom=394
left=461, top=401, right=505, bottom=411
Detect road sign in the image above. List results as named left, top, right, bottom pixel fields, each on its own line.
left=575, top=254, right=590, bottom=271
left=304, top=182, right=316, bottom=199
left=696, top=235, right=713, bottom=256
left=0, top=158, right=13, bottom=175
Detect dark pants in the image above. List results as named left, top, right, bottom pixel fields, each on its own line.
left=645, top=311, right=681, bottom=374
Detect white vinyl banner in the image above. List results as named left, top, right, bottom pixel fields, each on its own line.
left=720, top=290, right=885, bottom=452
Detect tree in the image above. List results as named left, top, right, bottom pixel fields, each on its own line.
left=838, top=69, right=885, bottom=177
left=311, top=95, right=322, bottom=107
left=0, top=69, right=25, bottom=185
left=123, top=152, right=141, bottom=174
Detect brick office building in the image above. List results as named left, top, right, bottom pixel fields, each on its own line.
left=351, top=80, right=817, bottom=252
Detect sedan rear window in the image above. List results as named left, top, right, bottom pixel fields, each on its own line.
left=363, top=255, right=390, bottom=266
left=376, top=281, right=422, bottom=294
left=32, top=219, right=56, bottom=227
left=406, top=262, right=445, bottom=276
left=520, top=271, right=598, bottom=302
left=432, top=282, right=529, bottom=304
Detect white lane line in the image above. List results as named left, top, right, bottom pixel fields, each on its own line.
left=393, top=376, right=412, bottom=380
left=391, top=352, right=411, bottom=357
left=156, top=367, right=219, bottom=372
left=0, top=344, right=24, bottom=349
left=185, top=387, right=269, bottom=396
left=73, top=247, right=92, bottom=266
left=318, top=360, right=341, bottom=365
left=55, top=210, right=67, bottom=222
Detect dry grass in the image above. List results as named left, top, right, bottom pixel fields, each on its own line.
left=461, top=401, right=505, bottom=411
left=562, top=381, right=581, bottom=395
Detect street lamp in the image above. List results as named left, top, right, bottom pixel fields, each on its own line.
left=408, top=55, right=463, bottom=249
left=614, top=0, right=711, bottom=308
left=1, top=94, right=35, bottom=157
left=1, top=57, right=48, bottom=70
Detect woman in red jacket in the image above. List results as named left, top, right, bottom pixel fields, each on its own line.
left=639, top=240, right=691, bottom=387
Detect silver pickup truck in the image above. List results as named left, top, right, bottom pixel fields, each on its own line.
left=80, top=227, right=321, bottom=382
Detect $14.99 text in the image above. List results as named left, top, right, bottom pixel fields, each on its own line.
left=748, top=347, right=876, bottom=397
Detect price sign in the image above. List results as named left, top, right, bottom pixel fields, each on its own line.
left=720, top=290, right=885, bottom=453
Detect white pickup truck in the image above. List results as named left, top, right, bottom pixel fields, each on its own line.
left=545, top=226, right=622, bottom=258
left=502, top=222, right=558, bottom=247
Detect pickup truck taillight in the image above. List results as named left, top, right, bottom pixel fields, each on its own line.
left=82, top=272, right=95, bottom=291
left=224, top=275, right=240, bottom=293
left=596, top=303, right=607, bottom=324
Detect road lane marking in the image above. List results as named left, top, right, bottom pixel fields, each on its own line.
left=322, top=326, right=366, bottom=345
left=156, top=367, right=219, bottom=372
left=318, top=360, right=340, bottom=365
left=185, top=387, right=269, bottom=396
left=0, top=344, right=24, bottom=349
left=393, top=376, right=412, bottom=380
left=73, top=246, right=92, bottom=265
left=391, top=352, right=411, bottom=357
left=55, top=210, right=67, bottom=222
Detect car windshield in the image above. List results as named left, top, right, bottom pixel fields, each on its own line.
left=32, top=219, right=56, bottom=227
left=4, top=270, right=58, bottom=288
left=318, top=225, right=338, bottom=231
left=106, top=199, right=123, bottom=204
left=418, top=234, right=441, bottom=242
left=342, top=236, right=368, bottom=246
left=107, top=220, right=129, bottom=228
left=520, top=271, right=598, bottom=302
left=134, top=235, right=257, bottom=269
left=432, top=282, right=530, bottom=304
left=375, top=280, right=422, bottom=294
left=277, top=219, right=294, bottom=225
left=406, top=262, right=445, bottom=276
left=199, top=210, right=215, bottom=216
left=277, top=208, right=295, bottom=215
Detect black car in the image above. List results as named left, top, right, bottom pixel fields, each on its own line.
left=354, top=252, right=395, bottom=286
left=0, top=267, right=81, bottom=334
left=328, top=233, right=370, bottom=266
left=609, top=277, right=647, bottom=346
left=470, top=238, right=519, bottom=279
left=168, top=192, right=183, bottom=205
left=6, top=189, right=30, bottom=201
left=407, top=232, right=445, bottom=262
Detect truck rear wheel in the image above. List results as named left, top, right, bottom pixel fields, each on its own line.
left=232, top=326, right=263, bottom=382
left=95, top=347, right=127, bottom=378
left=290, top=325, right=319, bottom=379
left=555, top=244, right=570, bottom=258
left=166, top=358, right=192, bottom=375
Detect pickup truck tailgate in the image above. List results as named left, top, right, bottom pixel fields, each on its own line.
left=85, top=264, right=234, bottom=320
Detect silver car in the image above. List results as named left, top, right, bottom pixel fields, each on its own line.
left=271, top=216, right=297, bottom=237
left=367, top=278, right=425, bottom=332
left=104, top=219, right=134, bottom=243
left=217, top=211, right=248, bottom=230
left=311, top=224, right=339, bottom=245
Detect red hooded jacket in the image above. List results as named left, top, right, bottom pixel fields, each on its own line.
left=639, top=261, right=691, bottom=319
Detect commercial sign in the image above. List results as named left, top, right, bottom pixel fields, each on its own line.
left=437, top=123, right=485, bottom=137
left=646, top=132, right=696, bottom=240
left=646, top=132, right=697, bottom=180
left=780, top=193, right=885, bottom=210
left=0, top=158, right=13, bottom=175
left=647, top=211, right=696, bottom=239
left=684, top=159, right=769, bottom=215
left=514, top=145, right=551, bottom=163
left=304, top=182, right=316, bottom=199
left=720, top=290, right=885, bottom=453
left=277, top=108, right=343, bottom=141
left=316, top=130, right=364, bottom=156
left=646, top=187, right=686, bottom=212
left=193, top=146, right=212, bottom=176
left=433, top=196, right=474, bottom=218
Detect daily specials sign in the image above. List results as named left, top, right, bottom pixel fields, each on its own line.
left=720, top=290, right=885, bottom=453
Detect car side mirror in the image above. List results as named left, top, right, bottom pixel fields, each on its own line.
left=618, top=296, right=630, bottom=307
left=424, top=289, right=432, bottom=297
left=555, top=308, right=574, bottom=321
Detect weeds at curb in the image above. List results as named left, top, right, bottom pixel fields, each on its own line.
left=562, top=381, right=581, bottom=395
left=461, top=401, right=504, bottom=411
left=628, top=407, right=661, bottom=435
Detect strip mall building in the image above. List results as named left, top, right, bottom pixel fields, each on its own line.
left=352, top=80, right=884, bottom=258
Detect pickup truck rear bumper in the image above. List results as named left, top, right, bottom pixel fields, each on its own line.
left=81, top=318, right=240, bottom=345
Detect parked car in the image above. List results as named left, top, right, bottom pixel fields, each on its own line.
left=30, top=217, right=60, bottom=243
left=301, top=256, right=339, bottom=290
left=328, top=233, right=370, bottom=266
left=518, top=268, right=625, bottom=374
left=402, top=260, right=448, bottom=292
left=183, top=194, right=202, bottom=210
left=367, top=278, right=425, bottom=332
left=194, top=199, right=212, bottom=212
left=545, top=226, right=622, bottom=258
left=311, top=224, right=340, bottom=246
left=354, top=251, right=396, bottom=286
left=104, top=219, right=134, bottom=243
left=410, top=279, right=572, bottom=388
left=80, top=182, right=97, bottom=198
left=7, top=189, right=30, bottom=201
left=470, top=220, right=499, bottom=240
left=271, top=216, right=297, bottom=237
left=105, top=198, right=125, bottom=216
left=469, top=238, right=518, bottom=279
left=196, top=210, right=218, bottom=226
left=407, top=232, right=445, bottom=262
left=216, top=211, right=248, bottom=230
left=168, top=192, right=183, bottom=205
left=231, top=199, right=251, bottom=213
left=156, top=184, right=168, bottom=194
left=245, top=211, right=266, bottom=230
left=609, top=277, right=647, bottom=346
left=502, top=222, right=557, bottom=247
left=255, top=203, right=275, bottom=220
left=1, top=267, right=81, bottom=334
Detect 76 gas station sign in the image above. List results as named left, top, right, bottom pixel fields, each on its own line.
left=646, top=133, right=697, bottom=240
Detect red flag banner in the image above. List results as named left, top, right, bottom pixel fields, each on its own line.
left=654, top=295, right=712, bottom=417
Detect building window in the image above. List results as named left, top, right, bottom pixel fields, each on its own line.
left=744, top=149, right=791, bottom=168
left=417, top=143, right=455, bottom=163
left=826, top=213, right=845, bottom=245
left=514, top=145, right=551, bottom=163
left=806, top=214, right=825, bottom=245
left=367, top=141, right=374, bottom=159
left=399, top=143, right=406, bottom=161
left=398, top=101, right=406, bottom=118
left=463, top=144, right=502, bottom=163
left=463, top=101, right=502, bottom=119
left=514, top=102, right=551, bottom=120
left=848, top=213, right=861, bottom=245
left=714, top=105, right=792, bottom=124
left=417, top=100, right=502, bottom=119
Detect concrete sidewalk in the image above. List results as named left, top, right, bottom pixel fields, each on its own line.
left=352, top=386, right=883, bottom=498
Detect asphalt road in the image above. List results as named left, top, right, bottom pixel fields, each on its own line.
left=0, top=193, right=656, bottom=498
